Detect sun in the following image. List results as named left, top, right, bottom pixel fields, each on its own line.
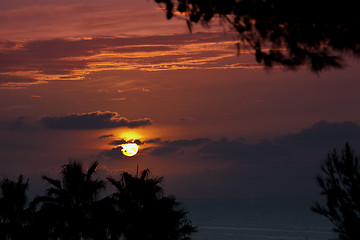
left=121, top=143, right=139, bottom=157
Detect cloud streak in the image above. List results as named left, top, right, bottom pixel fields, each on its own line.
left=109, top=139, right=144, bottom=146
left=143, top=121, right=360, bottom=162
left=0, top=32, right=259, bottom=89
left=97, top=134, right=114, bottom=139
left=41, top=111, right=152, bottom=130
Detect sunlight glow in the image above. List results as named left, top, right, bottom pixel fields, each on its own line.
left=121, top=143, right=139, bottom=157
left=118, top=131, right=142, bottom=141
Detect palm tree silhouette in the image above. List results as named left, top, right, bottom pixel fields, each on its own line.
left=1, top=163, right=197, bottom=239
left=107, top=169, right=197, bottom=240
left=0, top=175, right=29, bottom=239
left=32, top=161, right=106, bottom=239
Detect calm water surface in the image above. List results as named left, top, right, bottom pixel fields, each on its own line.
left=181, top=199, right=335, bottom=240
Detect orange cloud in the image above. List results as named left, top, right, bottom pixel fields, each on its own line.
left=0, top=32, right=260, bottom=89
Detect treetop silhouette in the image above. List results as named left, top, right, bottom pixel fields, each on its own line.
left=107, top=169, right=196, bottom=240
left=0, top=175, right=29, bottom=239
left=312, top=143, right=360, bottom=240
left=0, top=161, right=196, bottom=240
left=31, top=161, right=106, bottom=239
left=154, top=0, right=360, bottom=72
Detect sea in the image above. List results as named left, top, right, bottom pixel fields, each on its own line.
left=180, top=199, right=336, bottom=240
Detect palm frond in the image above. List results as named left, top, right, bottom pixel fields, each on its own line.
left=86, top=161, right=99, bottom=182
left=42, top=176, right=62, bottom=189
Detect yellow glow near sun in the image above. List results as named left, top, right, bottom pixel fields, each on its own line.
left=121, top=143, right=139, bottom=157
left=115, top=130, right=143, bottom=157
left=118, top=131, right=142, bottom=141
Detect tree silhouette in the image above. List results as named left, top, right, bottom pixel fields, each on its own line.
left=312, top=143, right=360, bottom=240
left=32, top=161, right=106, bottom=239
left=0, top=175, right=29, bottom=239
left=154, top=0, right=360, bottom=72
left=0, top=162, right=196, bottom=239
left=107, top=169, right=197, bottom=240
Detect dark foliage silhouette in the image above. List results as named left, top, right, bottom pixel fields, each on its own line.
left=312, top=143, right=360, bottom=240
left=154, top=0, right=360, bottom=72
left=31, top=161, right=106, bottom=239
left=0, top=161, right=196, bottom=239
left=0, top=175, right=29, bottom=239
left=107, top=169, right=197, bottom=240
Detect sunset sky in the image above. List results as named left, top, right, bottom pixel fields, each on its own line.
left=2, top=0, right=360, bottom=199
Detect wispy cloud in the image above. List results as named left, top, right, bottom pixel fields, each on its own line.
left=107, top=98, right=126, bottom=101
left=97, top=134, right=114, bottom=140
left=0, top=32, right=259, bottom=89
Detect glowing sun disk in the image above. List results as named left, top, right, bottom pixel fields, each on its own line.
left=121, top=143, right=139, bottom=157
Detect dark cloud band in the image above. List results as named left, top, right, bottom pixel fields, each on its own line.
left=109, top=139, right=144, bottom=146
left=141, top=121, right=360, bottom=160
left=97, top=134, right=114, bottom=140
left=41, top=111, right=152, bottom=130
left=99, top=146, right=124, bottom=160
